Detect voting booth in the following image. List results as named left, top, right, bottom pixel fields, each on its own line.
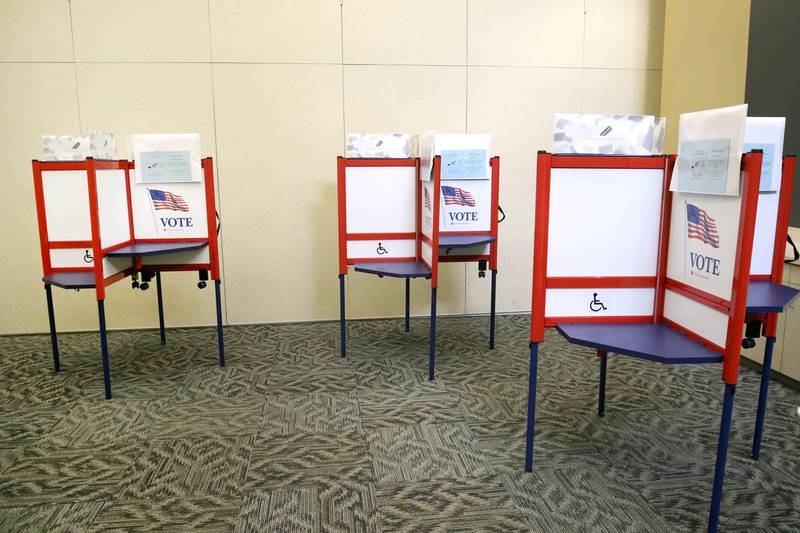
left=32, top=136, right=224, bottom=400
left=739, top=117, right=800, bottom=460
left=336, top=136, right=500, bottom=380
left=524, top=146, right=764, bottom=532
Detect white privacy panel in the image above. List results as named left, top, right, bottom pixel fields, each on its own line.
left=439, top=179, right=491, bottom=232
left=421, top=179, right=435, bottom=239
left=547, top=168, right=663, bottom=277
left=346, top=239, right=416, bottom=260
left=420, top=241, right=433, bottom=268
left=50, top=248, right=94, bottom=268
left=665, top=185, right=744, bottom=301
left=130, top=174, right=209, bottom=240
left=96, top=169, right=130, bottom=249
left=141, top=248, right=210, bottom=266
left=102, top=256, right=131, bottom=277
left=752, top=190, right=780, bottom=276
left=744, top=117, right=785, bottom=276
left=663, top=289, right=728, bottom=349
left=42, top=170, right=91, bottom=241
left=345, top=166, right=416, bottom=234
left=545, top=288, right=655, bottom=318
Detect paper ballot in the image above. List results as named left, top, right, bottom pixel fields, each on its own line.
left=671, top=104, right=748, bottom=196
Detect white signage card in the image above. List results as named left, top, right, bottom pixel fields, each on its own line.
left=553, top=114, right=656, bottom=155
left=439, top=179, right=491, bottom=231
left=420, top=133, right=491, bottom=181
left=130, top=133, right=202, bottom=183
left=671, top=104, right=748, bottom=196
left=666, top=188, right=743, bottom=301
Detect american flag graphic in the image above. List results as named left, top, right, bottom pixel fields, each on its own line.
left=149, top=189, right=189, bottom=212
left=441, top=186, right=475, bottom=207
left=424, top=187, right=431, bottom=210
left=687, top=203, right=719, bottom=248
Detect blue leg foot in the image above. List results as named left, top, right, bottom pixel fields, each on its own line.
left=708, top=383, right=736, bottom=533
left=524, top=343, right=539, bottom=472
left=97, top=300, right=111, bottom=400
left=405, top=277, right=410, bottom=332
left=156, top=272, right=166, bottom=345
left=214, top=279, right=225, bottom=366
left=489, top=270, right=497, bottom=349
left=339, top=274, right=346, bottom=357
left=45, top=284, right=60, bottom=372
left=598, top=350, right=607, bottom=417
left=752, top=337, right=775, bottom=460
left=428, top=287, right=437, bottom=381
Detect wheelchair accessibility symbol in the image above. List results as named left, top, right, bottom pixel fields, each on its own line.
left=376, top=242, right=388, bottom=255
left=589, top=292, right=607, bottom=312
left=83, top=249, right=94, bottom=264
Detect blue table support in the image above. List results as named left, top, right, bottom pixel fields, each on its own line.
left=405, top=278, right=410, bottom=332
left=428, top=287, right=437, bottom=381
left=489, top=270, right=497, bottom=349
left=598, top=349, right=607, bottom=417
left=339, top=274, right=346, bottom=357
left=752, top=336, right=775, bottom=460
left=44, top=284, right=60, bottom=372
left=97, top=300, right=112, bottom=400
left=524, top=342, right=540, bottom=472
left=156, top=272, right=166, bottom=345
left=709, top=383, right=736, bottom=533
left=214, top=279, right=225, bottom=367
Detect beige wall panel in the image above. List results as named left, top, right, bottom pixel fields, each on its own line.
left=74, top=62, right=220, bottom=330
left=468, top=0, right=584, bottom=67
left=213, top=64, right=343, bottom=324
left=0, top=0, right=73, bottom=61
left=0, top=63, right=81, bottom=334
left=210, top=0, right=342, bottom=63
left=659, top=0, right=750, bottom=151
left=584, top=0, right=666, bottom=69
left=466, top=66, right=583, bottom=314
left=582, top=68, right=662, bottom=116
left=71, top=0, right=211, bottom=62
left=343, top=64, right=468, bottom=317
left=342, top=0, right=466, bottom=65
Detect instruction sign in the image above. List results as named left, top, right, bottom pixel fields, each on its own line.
left=140, top=151, right=193, bottom=183
left=441, top=149, right=487, bottom=179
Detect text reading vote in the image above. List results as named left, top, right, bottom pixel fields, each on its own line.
left=448, top=212, right=478, bottom=222
left=160, top=217, right=194, bottom=228
left=690, top=252, right=720, bottom=276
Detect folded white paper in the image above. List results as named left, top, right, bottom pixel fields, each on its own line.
left=346, top=133, right=414, bottom=158
left=41, top=130, right=117, bottom=161
left=553, top=114, right=656, bottom=155
left=671, top=104, right=748, bottom=196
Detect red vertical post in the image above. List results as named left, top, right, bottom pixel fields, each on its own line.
left=489, top=156, right=500, bottom=270
left=86, top=158, right=106, bottom=299
left=530, top=152, right=551, bottom=343
left=203, top=158, right=221, bottom=281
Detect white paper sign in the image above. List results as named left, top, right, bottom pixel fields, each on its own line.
left=129, top=133, right=202, bottom=183
left=743, top=117, right=785, bottom=192
left=671, top=104, right=747, bottom=196
left=420, top=133, right=491, bottom=181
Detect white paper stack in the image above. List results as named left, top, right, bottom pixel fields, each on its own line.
left=41, top=130, right=117, bottom=161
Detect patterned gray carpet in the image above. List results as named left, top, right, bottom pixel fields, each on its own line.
left=1, top=315, right=799, bottom=532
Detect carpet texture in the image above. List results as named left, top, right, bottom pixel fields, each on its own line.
left=0, top=314, right=799, bottom=532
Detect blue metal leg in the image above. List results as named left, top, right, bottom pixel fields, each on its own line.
left=405, top=277, right=410, bottom=332
left=428, top=287, right=437, bottom=381
left=489, top=270, right=497, bottom=349
left=339, top=274, right=346, bottom=357
left=752, top=337, right=775, bottom=460
left=156, top=272, right=166, bottom=345
left=598, top=350, right=607, bottom=417
left=44, top=284, right=60, bottom=372
left=97, top=300, right=111, bottom=400
left=524, top=342, right=539, bottom=472
left=214, top=279, right=225, bottom=367
left=708, top=383, right=736, bottom=533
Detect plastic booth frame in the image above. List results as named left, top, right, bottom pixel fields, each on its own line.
left=32, top=157, right=225, bottom=400
left=525, top=151, right=765, bottom=533
left=337, top=155, right=500, bottom=380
